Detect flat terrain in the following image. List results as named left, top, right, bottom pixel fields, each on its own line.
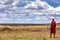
left=0, top=24, right=60, bottom=40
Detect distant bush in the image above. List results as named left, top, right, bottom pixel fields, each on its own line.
left=0, top=27, right=12, bottom=32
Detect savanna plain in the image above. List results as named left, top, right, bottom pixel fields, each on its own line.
left=0, top=24, right=60, bottom=40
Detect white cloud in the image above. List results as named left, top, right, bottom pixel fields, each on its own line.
left=24, top=0, right=60, bottom=17
left=0, top=0, right=60, bottom=23
left=24, top=0, right=54, bottom=10
left=24, top=2, right=38, bottom=9
left=12, top=0, right=19, bottom=6
left=0, top=0, right=19, bottom=9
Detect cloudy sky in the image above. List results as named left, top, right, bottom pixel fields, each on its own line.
left=0, top=0, right=60, bottom=24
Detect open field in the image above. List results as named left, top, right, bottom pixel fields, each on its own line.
left=0, top=24, right=60, bottom=40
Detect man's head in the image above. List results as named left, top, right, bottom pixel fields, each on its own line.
left=52, top=19, right=54, bottom=21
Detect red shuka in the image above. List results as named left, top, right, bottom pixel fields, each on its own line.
left=51, top=20, right=56, bottom=35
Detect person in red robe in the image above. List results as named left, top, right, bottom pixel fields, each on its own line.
left=50, top=19, right=56, bottom=38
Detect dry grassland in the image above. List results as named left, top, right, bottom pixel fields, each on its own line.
left=0, top=24, right=60, bottom=40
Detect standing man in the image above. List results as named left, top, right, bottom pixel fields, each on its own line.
left=50, top=19, right=56, bottom=38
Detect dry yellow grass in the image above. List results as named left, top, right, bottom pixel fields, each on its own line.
left=0, top=24, right=60, bottom=40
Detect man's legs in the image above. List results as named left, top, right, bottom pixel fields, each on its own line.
left=50, top=32, right=52, bottom=38
left=53, top=30, right=56, bottom=38
left=50, top=33, right=56, bottom=38
left=53, top=33, right=56, bottom=38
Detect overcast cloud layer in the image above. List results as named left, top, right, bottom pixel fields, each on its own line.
left=0, top=0, right=60, bottom=24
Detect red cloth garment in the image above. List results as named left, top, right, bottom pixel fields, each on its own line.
left=51, top=20, right=56, bottom=35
